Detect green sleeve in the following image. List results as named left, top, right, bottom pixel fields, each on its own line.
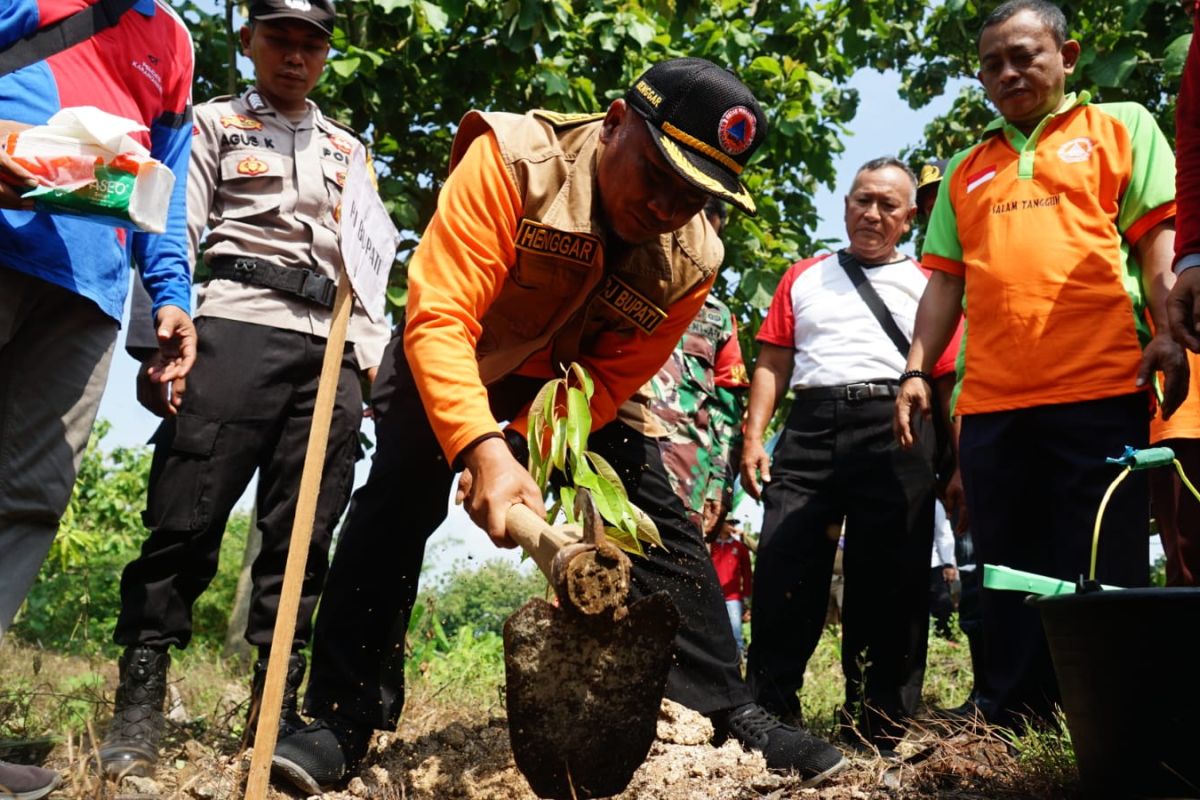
left=1101, top=102, right=1177, bottom=237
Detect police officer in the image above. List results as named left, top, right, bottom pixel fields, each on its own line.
left=98, top=0, right=389, bottom=779
left=270, top=58, right=845, bottom=794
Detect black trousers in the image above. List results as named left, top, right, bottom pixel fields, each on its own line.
left=114, top=317, right=362, bottom=651
left=960, top=393, right=1150, bottom=726
left=747, top=394, right=936, bottom=742
left=303, top=331, right=751, bottom=729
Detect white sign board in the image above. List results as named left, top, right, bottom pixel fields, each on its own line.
left=339, top=144, right=399, bottom=323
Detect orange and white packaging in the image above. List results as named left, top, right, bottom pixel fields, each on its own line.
left=1, top=106, right=174, bottom=233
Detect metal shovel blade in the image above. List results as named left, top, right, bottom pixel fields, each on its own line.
left=503, top=591, right=681, bottom=799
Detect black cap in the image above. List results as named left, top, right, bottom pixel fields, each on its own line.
left=625, top=58, right=767, bottom=216
left=249, top=0, right=335, bottom=36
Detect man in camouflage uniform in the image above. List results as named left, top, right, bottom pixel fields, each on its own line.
left=648, top=200, right=749, bottom=533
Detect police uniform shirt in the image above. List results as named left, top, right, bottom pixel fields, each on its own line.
left=188, top=87, right=389, bottom=370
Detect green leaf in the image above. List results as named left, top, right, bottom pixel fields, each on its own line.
left=1088, top=46, right=1138, bottom=88
left=585, top=451, right=626, bottom=499
left=739, top=268, right=781, bottom=309
left=1122, top=0, right=1151, bottom=28
left=633, top=505, right=663, bottom=550
left=603, top=524, right=644, bottom=557
left=1165, top=34, right=1193, bottom=79
left=374, top=0, right=411, bottom=14
left=568, top=362, right=595, bottom=399
left=329, top=57, right=362, bottom=78
left=565, top=387, right=591, bottom=458
left=417, top=0, right=449, bottom=29
left=559, top=486, right=577, bottom=524
left=749, top=56, right=783, bottom=78
left=552, top=418, right=568, bottom=472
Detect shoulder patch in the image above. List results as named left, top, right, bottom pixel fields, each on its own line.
left=531, top=110, right=606, bottom=128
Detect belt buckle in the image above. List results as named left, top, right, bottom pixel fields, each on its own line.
left=845, top=382, right=870, bottom=402
left=232, top=257, right=257, bottom=273
left=298, top=271, right=333, bottom=307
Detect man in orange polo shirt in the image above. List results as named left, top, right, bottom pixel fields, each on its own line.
left=894, top=0, right=1186, bottom=727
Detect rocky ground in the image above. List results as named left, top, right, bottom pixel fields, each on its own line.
left=34, top=695, right=1049, bottom=800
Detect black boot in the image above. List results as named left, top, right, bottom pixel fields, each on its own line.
left=246, top=652, right=307, bottom=744
left=98, top=646, right=171, bottom=779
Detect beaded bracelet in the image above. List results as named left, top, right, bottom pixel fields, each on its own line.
left=899, top=369, right=932, bottom=385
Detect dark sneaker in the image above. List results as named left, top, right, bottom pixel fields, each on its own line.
left=98, top=646, right=171, bottom=779
left=0, top=760, right=59, bottom=800
left=246, top=652, right=307, bottom=744
left=270, top=717, right=371, bottom=794
left=724, top=704, right=846, bottom=786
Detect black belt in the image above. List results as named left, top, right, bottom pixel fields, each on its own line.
left=793, top=381, right=899, bottom=403
left=207, top=256, right=337, bottom=310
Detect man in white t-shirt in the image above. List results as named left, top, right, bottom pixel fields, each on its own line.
left=740, top=157, right=959, bottom=750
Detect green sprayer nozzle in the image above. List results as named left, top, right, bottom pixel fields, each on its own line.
left=1106, top=446, right=1176, bottom=470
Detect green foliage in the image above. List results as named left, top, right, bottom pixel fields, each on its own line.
left=404, top=560, right=535, bottom=704
left=170, top=0, right=943, bottom=342
left=13, top=423, right=249, bottom=656
left=420, top=559, right=548, bottom=639
left=527, top=364, right=661, bottom=555
left=899, top=0, right=1191, bottom=165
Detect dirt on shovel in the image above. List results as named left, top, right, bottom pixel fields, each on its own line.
left=502, top=493, right=681, bottom=799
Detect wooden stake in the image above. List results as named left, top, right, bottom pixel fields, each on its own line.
left=244, top=273, right=353, bottom=800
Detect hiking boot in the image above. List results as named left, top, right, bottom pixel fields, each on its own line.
left=98, top=646, right=171, bottom=779
left=720, top=703, right=846, bottom=786
left=245, top=652, right=307, bottom=744
left=0, top=760, right=59, bottom=800
left=270, top=716, right=371, bottom=794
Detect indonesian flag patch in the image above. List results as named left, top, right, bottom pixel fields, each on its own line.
left=966, top=166, right=997, bottom=194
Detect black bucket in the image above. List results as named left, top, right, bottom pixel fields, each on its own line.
left=1031, top=588, right=1200, bottom=798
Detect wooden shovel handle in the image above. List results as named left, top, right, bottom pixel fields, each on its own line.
left=505, top=503, right=581, bottom=582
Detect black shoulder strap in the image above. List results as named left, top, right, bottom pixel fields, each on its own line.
left=837, top=249, right=911, bottom=357
left=0, top=0, right=139, bottom=78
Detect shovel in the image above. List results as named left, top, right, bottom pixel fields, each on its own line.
left=503, top=488, right=680, bottom=799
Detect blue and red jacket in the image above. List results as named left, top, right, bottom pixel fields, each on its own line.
left=0, top=0, right=193, bottom=319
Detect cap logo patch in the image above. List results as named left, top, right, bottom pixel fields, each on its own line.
left=634, top=79, right=663, bottom=108
left=284, top=0, right=312, bottom=9
left=237, top=156, right=270, bottom=176
left=717, top=106, right=756, bottom=156
left=221, top=114, right=264, bottom=131
left=1057, top=137, right=1093, bottom=164
left=599, top=274, right=667, bottom=335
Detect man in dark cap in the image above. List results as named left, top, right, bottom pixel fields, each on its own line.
left=97, top=0, right=389, bottom=779
left=270, top=57, right=846, bottom=793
